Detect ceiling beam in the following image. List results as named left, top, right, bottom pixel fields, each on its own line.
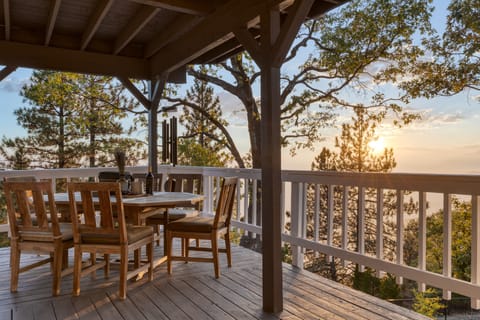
left=271, top=0, right=314, bottom=66
left=113, top=5, right=160, bottom=55
left=151, top=0, right=289, bottom=75
left=45, top=0, right=62, bottom=46
left=118, top=77, right=150, bottom=108
left=0, top=65, right=16, bottom=81
left=144, top=14, right=202, bottom=58
left=81, top=0, right=114, bottom=50
left=129, top=0, right=214, bottom=15
left=3, top=0, right=10, bottom=40
left=0, top=40, right=150, bottom=79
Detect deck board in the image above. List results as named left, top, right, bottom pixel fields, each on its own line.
left=0, top=244, right=428, bottom=320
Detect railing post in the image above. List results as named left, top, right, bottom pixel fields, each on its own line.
left=290, top=182, right=304, bottom=269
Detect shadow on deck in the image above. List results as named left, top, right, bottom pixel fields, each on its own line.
left=0, top=244, right=427, bottom=320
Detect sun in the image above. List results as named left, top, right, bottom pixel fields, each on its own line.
left=368, top=137, right=386, bottom=154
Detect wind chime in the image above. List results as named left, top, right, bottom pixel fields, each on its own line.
left=162, top=116, right=177, bottom=166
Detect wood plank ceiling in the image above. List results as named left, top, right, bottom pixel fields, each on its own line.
left=0, top=0, right=348, bottom=82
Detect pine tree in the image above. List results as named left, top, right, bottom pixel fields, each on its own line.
left=304, top=106, right=412, bottom=290
left=177, top=70, right=232, bottom=167
left=0, top=71, right=144, bottom=169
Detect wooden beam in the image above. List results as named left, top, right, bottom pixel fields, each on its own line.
left=0, top=41, right=150, bottom=79
left=233, top=26, right=263, bottom=66
left=191, top=37, right=243, bottom=64
left=151, top=73, right=168, bottom=108
left=260, top=5, right=283, bottom=313
left=113, top=6, right=160, bottom=55
left=150, top=0, right=284, bottom=74
left=117, top=77, right=150, bottom=109
left=129, top=0, right=214, bottom=15
left=0, top=65, right=17, bottom=82
left=272, top=0, right=314, bottom=66
left=3, top=0, right=10, bottom=41
left=81, top=0, right=114, bottom=50
left=144, top=14, right=202, bottom=58
left=45, top=0, right=62, bottom=46
left=167, top=65, right=186, bottom=83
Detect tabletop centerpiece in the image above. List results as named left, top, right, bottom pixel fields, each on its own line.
left=114, top=149, right=130, bottom=194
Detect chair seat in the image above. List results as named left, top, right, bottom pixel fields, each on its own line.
left=146, top=209, right=199, bottom=224
left=167, top=216, right=225, bottom=233
left=80, top=225, right=153, bottom=245
left=18, top=222, right=74, bottom=242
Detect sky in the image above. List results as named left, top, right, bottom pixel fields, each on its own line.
left=0, top=0, right=479, bottom=175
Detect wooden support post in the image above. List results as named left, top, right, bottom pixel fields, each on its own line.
left=233, top=1, right=314, bottom=313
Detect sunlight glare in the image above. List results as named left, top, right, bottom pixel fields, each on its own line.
left=368, top=137, right=386, bottom=154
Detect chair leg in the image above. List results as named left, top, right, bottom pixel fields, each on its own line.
left=90, top=252, right=96, bottom=280
left=167, top=231, right=173, bottom=275
left=52, top=244, right=63, bottom=296
left=104, top=254, right=110, bottom=278
left=119, top=246, right=128, bottom=300
left=147, top=242, right=154, bottom=281
left=225, top=232, right=232, bottom=268
left=212, top=236, right=219, bottom=278
left=73, top=246, right=82, bottom=297
left=10, top=244, right=20, bottom=293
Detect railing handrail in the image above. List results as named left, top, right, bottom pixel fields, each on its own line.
left=1, top=166, right=480, bottom=308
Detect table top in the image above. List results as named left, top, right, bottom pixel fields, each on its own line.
left=53, top=192, right=204, bottom=207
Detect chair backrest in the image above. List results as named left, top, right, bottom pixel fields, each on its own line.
left=213, top=177, right=237, bottom=229
left=4, top=180, right=62, bottom=241
left=132, top=173, right=163, bottom=192
left=168, top=174, right=202, bottom=194
left=67, top=182, right=127, bottom=244
left=3, top=176, right=37, bottom=182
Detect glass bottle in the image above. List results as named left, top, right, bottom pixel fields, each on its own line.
left=145, top=166, right=154, bottom=195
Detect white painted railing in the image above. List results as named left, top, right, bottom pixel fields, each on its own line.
left=1, top=166, right=480, bottom=308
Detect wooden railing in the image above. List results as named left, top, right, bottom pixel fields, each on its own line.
left=1, top=166, right=480, bottom=308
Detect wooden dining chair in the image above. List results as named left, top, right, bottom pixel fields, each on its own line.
left=3, top=179, right=74, bottom=296
left=166, top=177, right=237, bottom=278
left=67, top=181, right=154, bottom=300
left=145, top=174, right=202, bottom=247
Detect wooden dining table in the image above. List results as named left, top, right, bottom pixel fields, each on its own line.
left=52, top=191, right=205, bottom=267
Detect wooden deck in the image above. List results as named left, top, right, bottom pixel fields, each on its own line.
left=0, top=244, right=427, bottom=320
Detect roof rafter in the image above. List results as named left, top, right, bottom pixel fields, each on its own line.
left=81, top=0, right=114, bottom=50
left=129, top=0, right=213, bottom=15
left=3, top=0, right=10, bottom=40
left=0, top=65, right=16, bottom=81
left=114, top=5, right=160, bottom=55
left=271, top=0, right=314, bottom=65
left=144, top=14, right=202, bottom=58
left=150, top=0, right=291, bottom=75
left=0, top=40, right=150, bottom=79
left=45, top=0, right=62, bottom=46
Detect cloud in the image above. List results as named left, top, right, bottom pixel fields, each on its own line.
left=0, top=76, right=29, bottom=93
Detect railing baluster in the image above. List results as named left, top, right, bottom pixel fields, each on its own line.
left=314, top=184, right=320, bottom=258
left=396, top=189, right=404, bottom=285
left=418, top=191, right=427, bottom=292
left=358, top=186, right=365, bottom=272
left=443, top=193, right=452, bottom=300
left=327, top=184, right=334, bottom=262
left=376, top=188, right=384, bottom=278
left=472, top=195, right=480, bottom=309
left=342, top=185, right=349, bottom=267
left=290, top=182, right=304, bottom=269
